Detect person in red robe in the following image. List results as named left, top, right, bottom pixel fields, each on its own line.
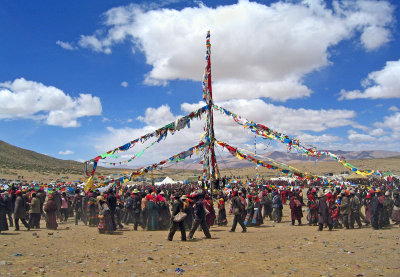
left=203, top=194, right=215, bottom=228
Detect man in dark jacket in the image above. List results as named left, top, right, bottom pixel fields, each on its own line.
left=230, top=190, right=246, bottom=232
left=318, top=191, right=332, bottom=231
left=370, top=190, right=381, bottom=230
left=188, top=194, right=211, bottom=239
left=168, top=194, right=186, bottom=241
left=36, top=187, right=46, bottom=219
left=14, top=191, right=30, bottom=231
left=107, top=189, right=117, bottom=231
left=131, top=189, right=142, bottom=230
left=72, top=189, right=84, bottom=225
left=3, top=192, right=13, bottom=227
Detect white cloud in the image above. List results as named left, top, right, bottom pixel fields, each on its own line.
left=389, top=106, right=399, bottom=112
left=339, top=59, right=400, bottom=100
left=361, top=26, right=390, bottom=51
left=59, top=150, right=74, bottom=155
left=348, top=130, right=375, bottom=142
left=136, top=104, right=175, bottom=126
left=121, top=81, right=128, bottom=87
left=56, top=40, right=76, bottom=50
left=0, top=78, right=102, bottom=127
left=376, top=112, right=400, bottom=133
left=68, top=0, right=394, bottom=101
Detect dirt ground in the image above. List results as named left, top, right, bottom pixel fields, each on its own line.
left=1, top=204, right=400, bottom=277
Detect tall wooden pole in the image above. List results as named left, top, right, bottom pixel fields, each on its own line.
left=202, top=31, right=219, bottom=199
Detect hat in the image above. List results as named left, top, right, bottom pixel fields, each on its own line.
left=80, top=192, right=85, bottom=196
left=369, top=189, right=375, bottom=194
left=350, top=190, right=355, bottom=195
left=317, top=191, right=324, bottom=198
left=48, top=194, right=54, bottom=199
left=97, top=196, right=105, bottom=202
left=385, top=191, right=391, bottom=196
left=366, top=194, right=371, bottom=199
left=181, top=195, right=187, bottom=200
left=16, top=190, right=21, bottom=195
left=132, top=189, right=140, bottom=194
left=160, top=191, right=165, bottom=195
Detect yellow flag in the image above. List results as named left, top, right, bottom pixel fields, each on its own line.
left=84, top=176, right=94, bottom=192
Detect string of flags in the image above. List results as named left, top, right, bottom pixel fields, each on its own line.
left=215, top=140, right=318, bottom=180
left=129, top=141, right=208, bottom=178
left=84, top=105, right=209, bottom=177
left=213, top=104, right=386, bottom=177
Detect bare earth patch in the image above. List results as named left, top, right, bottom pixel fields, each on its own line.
left=1, top=205, right=399, bottom=277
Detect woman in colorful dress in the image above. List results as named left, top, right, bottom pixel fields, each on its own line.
left=87, top=192, right=99, bottom=227
left=146, top=194, right=159, bottom=230
left=244, top=195, right=255, bottom=226
left=217, top=197, right=228, bottom=226
left=307, top=194, right=318, bottom=226
left=97, top=196, right=114, bottom=234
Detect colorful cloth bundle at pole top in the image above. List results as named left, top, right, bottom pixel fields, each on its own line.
left=213, top=104, right=387, bottom=177
left=83, top=105, right=209, bottom=177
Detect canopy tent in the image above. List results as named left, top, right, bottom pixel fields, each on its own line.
left=155, top=176, right=176, bottom=186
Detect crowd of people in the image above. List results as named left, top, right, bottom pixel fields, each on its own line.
left=1, top=177, right=399, bottom=241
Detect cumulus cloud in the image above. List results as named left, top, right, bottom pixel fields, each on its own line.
left=59, top=150, right=74, bottom=155
left=376, top=112, right=400, bottom=133
left=64, top=0, right=394, bottom=102
left=121, top=81, right=128, bottom=87
left=0, top=78, right=102, bottom=127
left=56, top=40, right=76, bottom=50
left=339, top=59, right=400, bottom=100
left=136, top=104, right=175, bottom=126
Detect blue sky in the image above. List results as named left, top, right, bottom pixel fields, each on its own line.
left=1, top=0, right=400, bottom=169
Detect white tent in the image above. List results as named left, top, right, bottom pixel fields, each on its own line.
left=155, top=176, right=176, bottom=186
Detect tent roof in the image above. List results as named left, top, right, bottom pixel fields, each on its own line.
left=155, top=176, right=176, bottom=186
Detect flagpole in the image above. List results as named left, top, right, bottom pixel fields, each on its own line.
left=202, top=31, right=219, bottom=200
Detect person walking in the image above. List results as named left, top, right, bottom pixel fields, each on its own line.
left=167, top=194, right=186, bottom=241
left=14, top=191, right=30, bottom=231
left=188, top=193, right=211, bottom=239
left=230, top=191, right=246, bottom=232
